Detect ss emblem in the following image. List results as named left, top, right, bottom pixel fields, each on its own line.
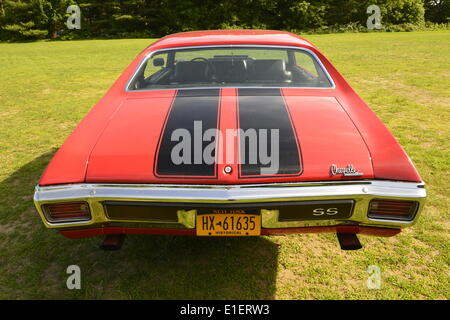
left=312, top=208, right=339, bottom=216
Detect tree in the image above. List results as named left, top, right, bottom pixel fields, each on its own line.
left=0, top=0, right=48, bottom=40
left=425, top=0, right=450, bottom=23
left=0, top=0, right=445, bottom=41
left=0, top=0, right=74, bottom=40
left=40, top=0, right=75, bottom=38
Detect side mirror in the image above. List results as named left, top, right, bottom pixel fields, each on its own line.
left=153, top=58, right=165, bottom=67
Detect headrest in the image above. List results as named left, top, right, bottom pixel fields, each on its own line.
left=250, top=60, right=290, bottom=81
left=173, top=61, right=210, bottom=83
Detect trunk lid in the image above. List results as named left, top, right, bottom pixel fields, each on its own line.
left=85, top=89, right=373, bottom=184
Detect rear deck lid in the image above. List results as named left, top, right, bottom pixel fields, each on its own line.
left=85, top=88, right=373, bottom=184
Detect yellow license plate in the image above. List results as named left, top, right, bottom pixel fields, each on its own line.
left=196, top=213, right=261, bottom=236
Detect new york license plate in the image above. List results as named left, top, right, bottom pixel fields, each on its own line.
left=196, top=210, right=261, bottom=236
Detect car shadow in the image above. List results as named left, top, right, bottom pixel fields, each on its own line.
left=0, top=150, right=279, bottom=299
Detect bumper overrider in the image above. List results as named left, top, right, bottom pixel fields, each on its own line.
left=34, top=180, right=426, bottom=239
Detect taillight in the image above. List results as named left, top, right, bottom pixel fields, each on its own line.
left=368, top=199, right=418, bottom=221
left=42, top=202, right=91, bottom=223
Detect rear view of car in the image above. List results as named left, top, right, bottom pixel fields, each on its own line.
left=34, top=30, right=426, bottom=250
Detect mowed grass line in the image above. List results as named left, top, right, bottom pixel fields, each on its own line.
left=0, top=31, right=448, bottom=299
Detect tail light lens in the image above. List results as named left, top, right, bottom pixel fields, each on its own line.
left=42, top=202, right=91, bottom=223
left=368, top=199, right=419, bottom=221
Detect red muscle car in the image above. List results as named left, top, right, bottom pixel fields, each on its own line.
left=34, top=30, right=426, bottom=250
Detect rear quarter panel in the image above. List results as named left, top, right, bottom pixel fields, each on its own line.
left=315, top=50, right=422, bottom=182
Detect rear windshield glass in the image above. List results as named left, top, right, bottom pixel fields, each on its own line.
left=128, top=46, right=333, bottom=90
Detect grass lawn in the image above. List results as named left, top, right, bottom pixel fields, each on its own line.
left=0, top=31, right=449, bottom=299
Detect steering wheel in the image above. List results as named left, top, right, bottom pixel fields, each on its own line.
left=190, top=57, right=216, bottom=81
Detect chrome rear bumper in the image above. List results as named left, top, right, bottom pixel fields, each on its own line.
left=34, top=180, right=426, bottom=231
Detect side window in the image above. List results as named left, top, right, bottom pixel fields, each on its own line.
left=144, top=53, right=168, bottom=79
left=294, top=51, right=319, bottom=78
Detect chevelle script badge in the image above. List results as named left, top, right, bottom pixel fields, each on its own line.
left=330, top=164, right=363, bottom=177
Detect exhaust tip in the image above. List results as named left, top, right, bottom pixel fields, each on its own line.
left=337, top=232, right=362, bottom=250
left=100, top=234, right=125, bottom=251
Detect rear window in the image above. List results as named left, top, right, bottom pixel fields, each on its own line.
left=128, top=46, right=333, bottom=90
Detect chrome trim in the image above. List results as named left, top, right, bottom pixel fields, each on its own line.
left=124, top=45, right=336, bottom=92
left=34, top=180, right=426, bottom=230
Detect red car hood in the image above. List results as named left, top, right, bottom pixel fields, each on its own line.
left=84, top=88, right=373, bottom=184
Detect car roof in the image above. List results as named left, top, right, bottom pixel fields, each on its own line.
left=144, top=30, right=316, bottom=52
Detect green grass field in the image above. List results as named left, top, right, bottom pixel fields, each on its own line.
left=0, top=31, right=449, bottom=299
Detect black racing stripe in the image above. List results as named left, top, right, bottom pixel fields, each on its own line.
left=155, top=89, right=221, bottom=177
left=237, top=88, right=302, bottom=177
